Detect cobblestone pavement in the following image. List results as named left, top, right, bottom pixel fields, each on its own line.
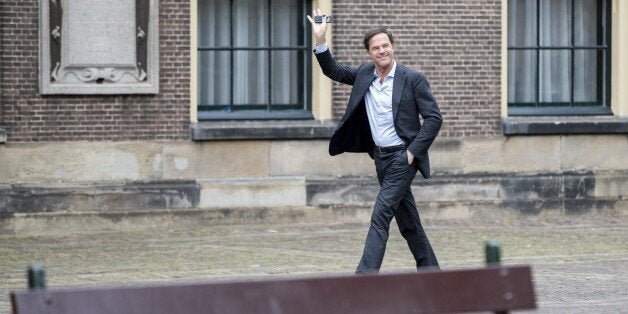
left=1, top=210, right=626, bottom=313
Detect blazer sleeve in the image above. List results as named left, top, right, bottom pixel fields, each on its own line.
left=406, top=73, right=443, bottom=158
left=314, top=49, right=358, bottom=86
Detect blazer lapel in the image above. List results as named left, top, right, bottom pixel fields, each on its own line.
left=392, top=65, right=406, bottom=122
left=342, top=64, right=376, bottom=122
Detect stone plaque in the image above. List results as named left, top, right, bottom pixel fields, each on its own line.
left=39, top=0, right=159, bottom=94
left=66, top=0, right=136, bottom=67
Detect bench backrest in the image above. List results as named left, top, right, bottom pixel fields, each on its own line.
left=12, top=265, right=536, bottom=314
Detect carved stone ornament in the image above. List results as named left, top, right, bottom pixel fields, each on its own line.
left=39, top=0, right=158, bottom=94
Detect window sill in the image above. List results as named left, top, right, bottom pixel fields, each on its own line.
left=191, top=120, right=336, bottom=141
left=198, top=110, right=314, bottom=121
left=502, top=116, right=628, bottom=135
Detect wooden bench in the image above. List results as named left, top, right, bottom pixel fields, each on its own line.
left=12, top=265, right=535, bottom=314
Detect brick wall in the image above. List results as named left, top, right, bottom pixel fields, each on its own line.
left=331, top=0, right=502, bottom=137
left=0, top=0, right=190, bottom=142
left=0, top=0, right=501, bottom=142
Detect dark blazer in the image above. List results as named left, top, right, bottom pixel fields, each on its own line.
left=315, top=49, right=442, bottom=179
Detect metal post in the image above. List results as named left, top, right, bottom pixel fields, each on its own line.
left=485, top=240, right=502, bottom=265
left=486, top=241, right=507, bottom=314
left=28, top=264, right=46, bottom=289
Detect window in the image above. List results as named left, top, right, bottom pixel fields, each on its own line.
left=197, top=0, right=312, bottom=120
left=507, top=0, right=611, bottom=116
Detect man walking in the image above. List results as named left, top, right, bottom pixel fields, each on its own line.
left=308, top=9, right=442, bottom=274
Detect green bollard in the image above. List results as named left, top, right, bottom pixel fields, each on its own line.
left=28, top=264, right=46, bottom=289
left=486, top=242, right=508, bottom=314
left=485, top=240, right=501, bottom=265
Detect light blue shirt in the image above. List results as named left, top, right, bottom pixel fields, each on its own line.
left=314, top=44, right=404, bottom=147
left=364, top=62, right=405, bottom=147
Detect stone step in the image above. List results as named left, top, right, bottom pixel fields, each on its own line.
left=0, top=206, right=373, bottom=237
left=307, top=172, right=626, bottom=214
left=198, top=177, right=307, bottom=208
left=1, top=172, right=625, bottom=236
left=0, top=181, right=199, bottom=214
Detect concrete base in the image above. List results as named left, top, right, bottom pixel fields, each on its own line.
left=2, top=135, right=626, bottom=184
left=198, top=177, right=307, bottom=208
left=0, top=136, right=626, bottom=235
left=2, top=206, right=372, bottom=237
left=0, top=181, right=199, bottom=214
left=308, top=171, right=627, bottom=215
left=0, top=171, right=625, bottom=235
left=3, top=172, right=624, bottom=215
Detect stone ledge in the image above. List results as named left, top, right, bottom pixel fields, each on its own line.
left=307, top=171, right=628, bottom=214
left=198, top=177, right=307, bottom=208
left=502, top=116, right=628, bottom=135
left=190, top=120, right=336, bottom=141
left=1, top=172, right=625, bottom=218
left=2, top=206, right=370, bottom=237
left=0, top=181, right=200, bottom=214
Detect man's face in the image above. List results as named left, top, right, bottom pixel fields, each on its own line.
left=367, top=33, right=395, bottom=70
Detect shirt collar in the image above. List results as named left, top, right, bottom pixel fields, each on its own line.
left=373, top=61, right=397, bottom=80
left=388, top=61, right=397, bottom=78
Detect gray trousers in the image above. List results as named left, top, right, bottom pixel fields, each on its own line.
left=356, top=148, right=439, bottom=274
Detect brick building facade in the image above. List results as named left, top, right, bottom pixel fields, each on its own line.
left=1, top=0, right=506, bottom=142
left=0, top=0, right=190, bottom=142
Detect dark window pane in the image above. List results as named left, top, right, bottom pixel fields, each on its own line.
left=272, top=51, right=302, bottom=105
left=198, top=51, right=231, bottom=106
left=508, top=50, right=537, bottom=104
left=574, top=50, right=601, bottom=103
left=233, top=0, right=269, bottom=47
left=508, top=0, right=537, bottom=46
left=507, top=0, right=609, bottom=115
left=197, top=0, right=310, bottom=118
left=539, top=50, right=571, bottom=103
left=198, top=0, right=231, bottom=47
left=271, top=0, right=303, bottom=46
left=574, top=0, right=602, bottom=46
left=233, top=51, right=269, bottom=106
left=539, top=0, right=572, bottom=46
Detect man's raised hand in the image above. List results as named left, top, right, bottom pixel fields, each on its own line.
left=306, top=9, right=329, bottom=46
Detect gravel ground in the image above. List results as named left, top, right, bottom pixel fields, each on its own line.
left=1, top=211, right=626, bottom=313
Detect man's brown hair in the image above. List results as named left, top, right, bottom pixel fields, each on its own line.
left=363, top=27, right=395, bottom=50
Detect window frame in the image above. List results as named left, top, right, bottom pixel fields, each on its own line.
left=507, top=0, right=612, bottom=116
left=197, top=0, right=313, bottom=121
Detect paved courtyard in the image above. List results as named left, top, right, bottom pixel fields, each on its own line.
left=1, top=208, right=626, bottom=313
